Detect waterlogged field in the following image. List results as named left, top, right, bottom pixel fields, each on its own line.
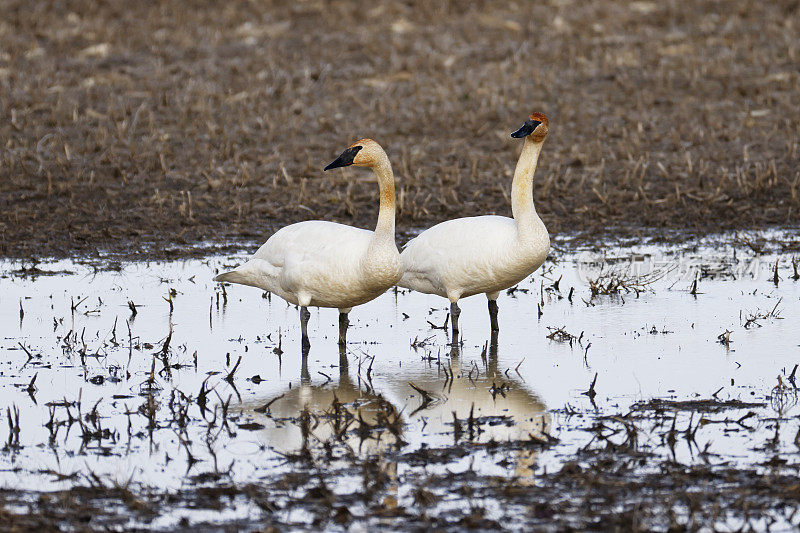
left=2, top=233, right=800, bottom=530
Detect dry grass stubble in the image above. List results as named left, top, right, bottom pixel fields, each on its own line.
left=1, top=0, right=799, bottom=258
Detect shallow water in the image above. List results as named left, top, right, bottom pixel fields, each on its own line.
left=2, top=236, right=800, bottom=527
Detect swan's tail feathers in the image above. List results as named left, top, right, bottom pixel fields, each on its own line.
left=396, top=273, right=414, bottom=290
left=213, top=259, right=273, bottom=289
left=214, top=270, right=248, bottom=285
left=397, top=271, right=438, bottom=296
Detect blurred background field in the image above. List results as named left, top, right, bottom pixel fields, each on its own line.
left=1, top=0, right=798, bottom=257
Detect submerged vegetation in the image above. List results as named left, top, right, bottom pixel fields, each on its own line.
left=2, top=240, right=800, bottom=529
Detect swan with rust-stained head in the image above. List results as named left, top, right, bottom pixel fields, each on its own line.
left=214, top=139, right=401, bottom=346
left=398, top=113, right=551, bottom=334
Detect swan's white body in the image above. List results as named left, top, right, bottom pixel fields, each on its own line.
left=399, top=128, right=550, bottom=303
left=399, top=215, right=548, bottom=301
left=216, top=220, right=400, bottom=311
left=215, top=140, right=401, bottom=314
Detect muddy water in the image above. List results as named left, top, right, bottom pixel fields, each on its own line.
left=2, top=237, right=800, bottom=525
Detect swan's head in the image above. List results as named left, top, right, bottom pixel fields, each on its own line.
left=511, top=113, right=549, bottom=142
left=324, top=139, right=384, bottom=170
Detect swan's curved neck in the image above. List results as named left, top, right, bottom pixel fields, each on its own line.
left=510, top=137, right=545, bottom=239
left=371, top=154, right=396, bottom=241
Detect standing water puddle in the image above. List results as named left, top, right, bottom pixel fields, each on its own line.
left=2, top=236, right=800, bottom=530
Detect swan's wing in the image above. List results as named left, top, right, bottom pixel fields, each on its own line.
left=253, top=221, right=371, bottom=267
left=402, top=216, right=516, bottom=272
left=400, top=216, right=518, bottom=294
left=253, top=221, right=373, bottom=293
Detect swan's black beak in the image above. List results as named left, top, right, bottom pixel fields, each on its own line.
left=324, top=146, right=363, bottom=171
left=510, top=119, right=542, bottom=138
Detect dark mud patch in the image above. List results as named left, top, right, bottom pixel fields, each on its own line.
left=632, top=397, right=768, bottom=413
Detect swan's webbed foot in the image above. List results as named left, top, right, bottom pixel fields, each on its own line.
left=488, top=299, right=499, bottom=332
left=338, top=312, right=349, bottom=346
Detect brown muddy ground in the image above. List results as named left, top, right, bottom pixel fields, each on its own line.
left=1, top=0, right=799, bottom=259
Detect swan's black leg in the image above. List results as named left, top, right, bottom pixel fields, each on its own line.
left=488, top=299, right=499, bottom=332
left=338, top=312, right=349, bottom=346
left=338, top=343, right=348, bottom=374
left=487, top=330, right=500, bottom=379
left=301, top=341, right=311, bottom=383
left=300, top=306, right=311, bottom=347
left=450, top=301, right=461, bottom=338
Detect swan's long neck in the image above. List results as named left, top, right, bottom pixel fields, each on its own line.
left=510, top=137, right=545, bottom=240
left=360, top=150, right=400, bottom=289
left=371, top=154, right=396, bottom=242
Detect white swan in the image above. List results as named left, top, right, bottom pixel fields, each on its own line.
left=398, top=113, right=551, bottom=333
left=215, top=139, right=401, bottom=346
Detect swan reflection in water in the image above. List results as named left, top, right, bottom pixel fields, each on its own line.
left=239, top=346, right=404, bottom=456
left=239, top=334, right=551, bottom=477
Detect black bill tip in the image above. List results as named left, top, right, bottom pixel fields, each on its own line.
left=510, top=119, right=542, bottom=138
left=324, top=145, right=363, bottom=171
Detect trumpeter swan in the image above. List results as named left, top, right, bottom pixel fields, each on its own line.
left=398, top=113, right=551, bottom=334
left=214, top=139, right=401, bottom=346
